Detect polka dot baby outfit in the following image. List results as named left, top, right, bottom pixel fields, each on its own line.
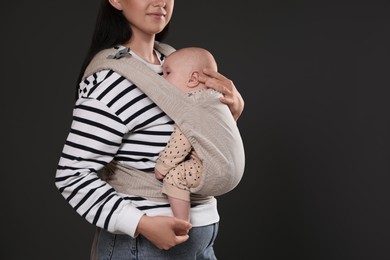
left=155, top=125, right=203, bottom=201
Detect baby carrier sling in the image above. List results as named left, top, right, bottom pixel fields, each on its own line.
left=82, top=42, right=245, bottom=198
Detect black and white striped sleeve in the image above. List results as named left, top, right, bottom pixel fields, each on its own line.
left=55, top=74, right=144, bottom=237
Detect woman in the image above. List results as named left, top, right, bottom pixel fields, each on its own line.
left=55, top=0, right=244, bottom=259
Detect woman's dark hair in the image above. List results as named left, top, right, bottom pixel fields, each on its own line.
left=75, top=0, right=170, bottom=100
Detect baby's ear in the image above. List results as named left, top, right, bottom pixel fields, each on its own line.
left=187, top=71, right=200, bottom=88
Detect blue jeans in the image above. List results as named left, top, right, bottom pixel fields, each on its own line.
left=93, top=223, right=219, bottom=259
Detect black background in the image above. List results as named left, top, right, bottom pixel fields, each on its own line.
left=1, top=1, right=389, bottom=259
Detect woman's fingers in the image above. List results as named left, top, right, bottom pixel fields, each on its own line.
left=199, top=68, right=244, bottom=120
left=136, top=215, right=192, bottom=250
left=200, top=68, right=233, bottom=94
left=172, top=217, right=192, bottom=236
left=202, top=68, right=228, bottom=81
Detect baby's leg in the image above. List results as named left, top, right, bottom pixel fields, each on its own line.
left=168, top=196, right=190, bottom=222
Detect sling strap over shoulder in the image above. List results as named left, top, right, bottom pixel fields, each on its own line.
left=82, top=42, right=245, bottom=197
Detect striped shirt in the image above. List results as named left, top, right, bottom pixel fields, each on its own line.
left=55, top=46, right=219, bottom=237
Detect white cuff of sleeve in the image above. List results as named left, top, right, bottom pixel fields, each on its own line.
left=114, top=206, right=145, bottom=238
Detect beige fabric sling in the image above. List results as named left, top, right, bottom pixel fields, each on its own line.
left=83, top=42, right=245, bottom=197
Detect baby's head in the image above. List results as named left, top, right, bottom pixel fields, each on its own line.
left=162, top=47, right=218, bottom=93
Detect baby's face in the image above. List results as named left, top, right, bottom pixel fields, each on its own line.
left=162, top=54, right=193, bottom=92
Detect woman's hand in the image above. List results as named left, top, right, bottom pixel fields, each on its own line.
left=199, top=68, right=245, bottom=121
left=135, top=215, right=192, bottom=250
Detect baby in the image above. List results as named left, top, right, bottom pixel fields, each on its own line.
left=155, top=47, right=219, bottom=221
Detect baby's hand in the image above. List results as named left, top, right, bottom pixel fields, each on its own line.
left=155, top=169, right=164, bottom=180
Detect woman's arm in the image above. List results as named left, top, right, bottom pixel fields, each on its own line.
left=199, top=68, right=245, bottom=121
left=56, top=71, right=192, bottom=248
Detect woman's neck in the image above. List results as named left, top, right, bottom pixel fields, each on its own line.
left=123, top=36, right=159, bottom=65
